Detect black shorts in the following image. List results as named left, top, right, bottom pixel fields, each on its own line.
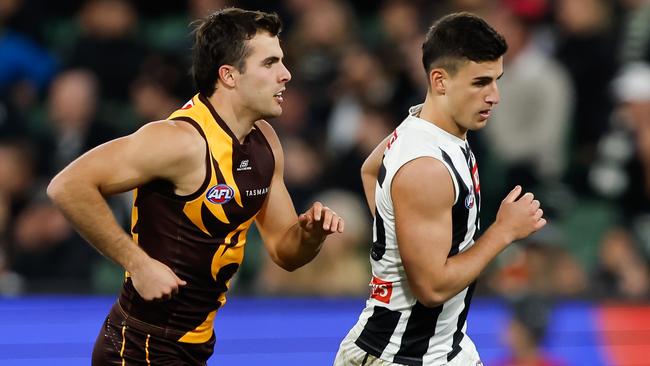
left=92, top=302, right=215, bottom=365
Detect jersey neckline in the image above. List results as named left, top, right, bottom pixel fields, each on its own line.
left=406, top=104, right=467, bottom=147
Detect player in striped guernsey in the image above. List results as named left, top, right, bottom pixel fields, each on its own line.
left=47, top=8, right=344, bottom=366
left=335, top=12, right=547, bottom=366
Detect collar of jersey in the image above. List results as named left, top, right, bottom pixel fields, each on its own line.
left=407, top=104, right=466, bottom=147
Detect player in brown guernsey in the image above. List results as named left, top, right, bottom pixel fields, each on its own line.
left=47, top=8, right=344, bottom=365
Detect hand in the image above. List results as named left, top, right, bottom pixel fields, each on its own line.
left=494, top=185, right=547, bottom=243
left=129, top=257, right=187, bottom=301
left=298, top=201, right=344, bottom=243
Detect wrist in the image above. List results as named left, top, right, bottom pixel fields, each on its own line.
left=486, top=223, right=514, bottom=247
left=302, top=231, right=325, bottom=248
left=123, top=244, right=150, bottom=274
left=298, top=225, right=325, bottom=248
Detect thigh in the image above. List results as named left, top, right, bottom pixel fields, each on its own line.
left=92, top=315, right=151, bottom=366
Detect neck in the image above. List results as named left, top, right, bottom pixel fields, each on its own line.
left=208, top=91, right=257, bottom=143
left=419, top=92, right=467, bottom=139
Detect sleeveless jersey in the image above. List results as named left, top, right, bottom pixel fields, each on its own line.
left=349, top=104, right=482, bottom=365
left=118, top=94, right=275, bottom=343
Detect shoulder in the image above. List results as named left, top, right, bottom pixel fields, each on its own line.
left=131, top=120, right=206, bottom=164
left=392, top=157, right=455, bottom=209
left=391, top=121, right=441, bottom=151
left=384, top=127, right=444, bottom=170
left=137, top=119, right=203, bottom=144
left=254, top=120, right=282, bottom=155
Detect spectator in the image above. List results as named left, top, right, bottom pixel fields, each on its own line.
left=554, top=0, right=620, bottom=194
left=483, top=0, right=573, bottom=193
left=496, top=295, right=566, bottom=366
left=257, top=190, right=370, bottom=296
left=592, top=228, right=650, bottom=300
left=66, top=0, right=147, bottom=102
left=37, top=69, right=119, bottom=175
left=611, top=62, right=650, bottom=253
left=130, top=53, right=192, bottom=125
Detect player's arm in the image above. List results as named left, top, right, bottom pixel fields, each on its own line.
left=255, top=121, right=344, bottom=271
left=47, top=121, right=203, bottom=300
left=393, top=158, right=546, bottom=307
left=361, top=135, right=389, bottom=215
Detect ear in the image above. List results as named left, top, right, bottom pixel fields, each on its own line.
left=429, top=68, right=447, bottom=95
left=218, top=65, right=237, bottom=88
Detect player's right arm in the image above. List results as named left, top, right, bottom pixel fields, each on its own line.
left=47, top=121, right=204, bottom=300
left=392, top=157, right=546, bottom=307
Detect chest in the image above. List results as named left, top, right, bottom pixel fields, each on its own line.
left=202, top=132, right=275, bottom=219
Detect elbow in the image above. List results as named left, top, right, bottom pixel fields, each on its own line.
left=267, top=248, right=301, bottom=272
left=279, top=262, right=300, bottom=272
left=415, top=289, right=450, bottom=308
left=46, top=174, right=67, bottom=205
left=360, top=159, right=372, bottom=178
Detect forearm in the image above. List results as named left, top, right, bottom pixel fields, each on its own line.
left=47, top=179, right=148, bottom=272
left=270, top=223, right=323, bottom=272
left=427, top=225, right=511, bottom=304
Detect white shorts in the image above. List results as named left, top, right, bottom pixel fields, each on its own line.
left=334, top=329, right=483, bottom=366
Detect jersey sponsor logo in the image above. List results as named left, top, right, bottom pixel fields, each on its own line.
left=465, top=192, right=475, bottom=209
left=237, top=159, right=252, bottom=171
left=181, top=99, right=195, bottom=110
left=370, top=276, right=393, bottom=304
left=245, top=187, right=269, bottom=197
left=206, top=184, right=234, bottom=204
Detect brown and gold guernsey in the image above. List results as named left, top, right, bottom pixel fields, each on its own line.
left=118, top=94, right=275, bottom=344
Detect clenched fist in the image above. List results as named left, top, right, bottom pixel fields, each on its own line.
left=494, top=185, right=547, bottom=243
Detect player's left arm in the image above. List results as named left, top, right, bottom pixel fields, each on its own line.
left=361, top=135, right=390, bottom=216
left=254, top=121, right=344, bottom=271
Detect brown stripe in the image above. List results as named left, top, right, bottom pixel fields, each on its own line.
left=168, top=116, right=212, bottom=201
left=113, top=301, right=188, bottom=340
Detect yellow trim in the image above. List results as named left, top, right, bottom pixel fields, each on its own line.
left=195, top=99, right=242, bottom=209
left=145, top=334, right=151, bottom=365
left=126, top=189, right=139, bottom=281
left=178, top=310, right=217, bottom=343
left=183, top=199, right=211, bottom=235
left=120, top=325, right=126, bottom=366
left=211, top=217, right=254, bottom=279
left=212, top=144, right=243, bottom=208
left=131, top=189, right=139, bottom=244
left=168, top=95, right=198, bottom=120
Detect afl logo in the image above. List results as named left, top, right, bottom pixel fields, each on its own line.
left=206, top=184, right=234, bottom=204
left=465, top=193, right=475, bottom=209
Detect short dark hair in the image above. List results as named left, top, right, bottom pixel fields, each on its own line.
left=422, top=12, right=507, bottom=78
left=191, top=8, right=282, bottom=97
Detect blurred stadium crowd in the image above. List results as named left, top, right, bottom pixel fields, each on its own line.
left=1, top=0, right=650, bottom=315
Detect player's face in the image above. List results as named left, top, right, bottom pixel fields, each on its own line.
left=446, top=57, right=503, bottom=131
left=236, top=32, right=291, bottom=119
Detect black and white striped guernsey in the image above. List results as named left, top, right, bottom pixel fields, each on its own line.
left=350, top=104, right=482, bottom=366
